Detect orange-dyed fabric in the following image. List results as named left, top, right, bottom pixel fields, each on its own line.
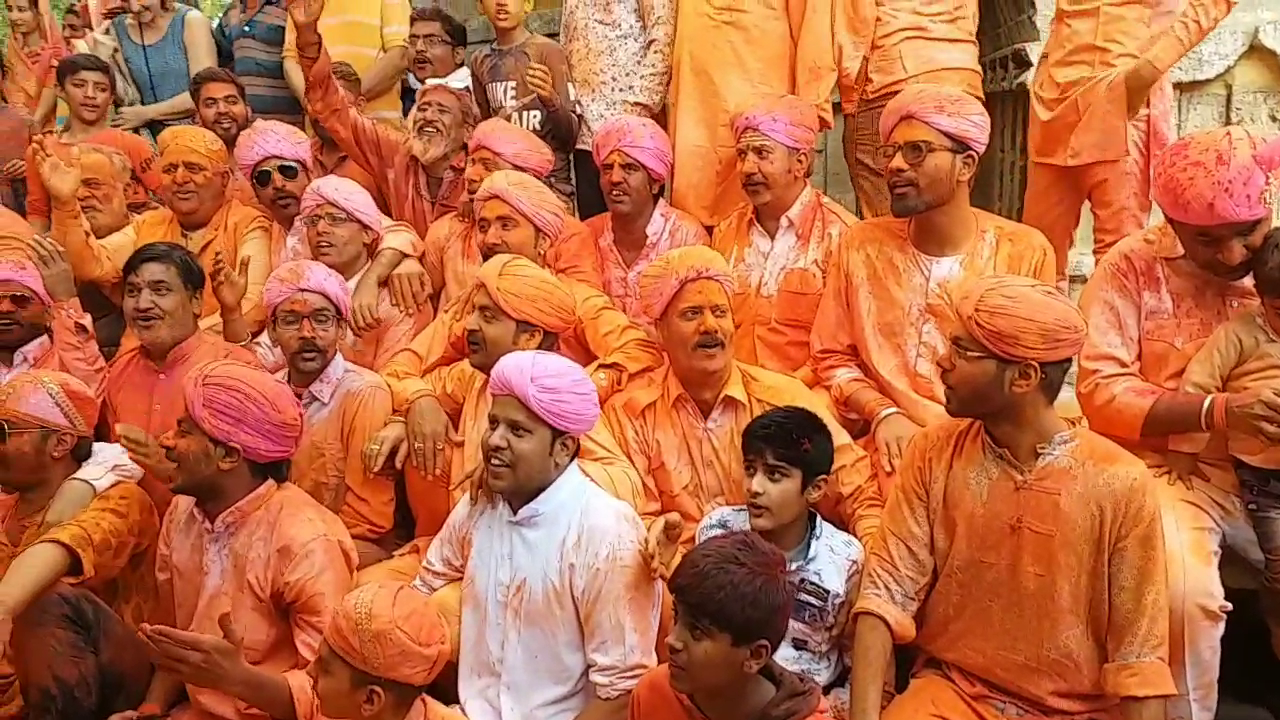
left=50, top=199, right=273, bottom=334
left=103, top=333, right=260, bottom=513
left=1, top=7, right=63, bottom=126
left=286, top=354, right=396, bottom=541
left=311, top=140, right=391, bottom=216
left=586, top=200, right=710, bottom=323
left=24, top=129, right=162, bottom=225
left=856, top=420, right=1176, bottom=716
left=667, top=0, right=837, bottom=227
left=1076, top=222, right=1257, bottom=494
left=601, top=362, right=881, bottom=547
left=811, top=211, right=1056, bottom=428
left=400, top=359, right=644, bottom=538
left=155, top=481, right=357, bottom=720
left=283, top=669, right=466, bottom=720
left=713, top=185, right=854, bottom=381
left=833, top=0, right=982, bottom=112
left=0, top=299, right=107, bottom=392
left=628, top=664, right=832, bottom=720
left=0, top=483, right=159, bottom=717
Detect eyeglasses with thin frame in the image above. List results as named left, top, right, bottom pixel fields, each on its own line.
left=273, top=312, right=340, bottom=331
left=0, top=419, right=47, bottom=444
left=251, top=161, right=303, bottom=189
left=409, top=34, right=453, bottom=48
left=947, top=339, right=1000, bottom=362
left=875, top=140, right=966, bottom=167
left=300, top=211, right=354, bottom=229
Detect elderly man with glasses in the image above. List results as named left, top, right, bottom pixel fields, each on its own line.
left=810, top=83, right=1056, bottom=493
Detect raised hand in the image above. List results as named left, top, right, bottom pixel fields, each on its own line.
left=210, top=251, right=250, bottom=313
left=27, top=234, right=76, bottom=303
left=287, top=0, right=325, bottom=27
left=33, top=136, right=81, bottom=205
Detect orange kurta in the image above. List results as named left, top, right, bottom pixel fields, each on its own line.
left=856, top=420, right=1175, bottom=718
left=0, top=299, right=108, bottom=393
left=0, top=483, right=160, bottom=718
left=628, top=664, right=832, bottom=720
left=156, top=482, right=357, bottom=720
left=103, top=333, right=261, bottom=513
left=668, top=0, right=837, bottom=227
left=601, top=362, right=882, bottom=547
left=286, top=354, right=395, bottom=541
left=713, top=185, right=853, bottom=381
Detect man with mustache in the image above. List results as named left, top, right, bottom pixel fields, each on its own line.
left=848, top=276, right=1174, bottom=720
left=99, top=243, right=259, bottom=513
left=585, top=115, right=707, bottom=324
left=712, top=95, right=853, bottom=383
left=1077, top=126, right=1280, bottom=720
left=39, top=126, right=273, bottom=336
left=401, top=7, right=468, bottom=118
left=190, top=67, right=258, bottom=206
left=291, top=0, right=473, bottom=238
left=599, top=245, right=882, bottom=581
left=811, top=84, right=1054, bottom=493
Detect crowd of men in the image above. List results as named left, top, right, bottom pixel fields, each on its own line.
left=1, top=0, right=1279, bottom=718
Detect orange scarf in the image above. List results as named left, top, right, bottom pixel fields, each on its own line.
left=2, top=3, right=65, bottom=125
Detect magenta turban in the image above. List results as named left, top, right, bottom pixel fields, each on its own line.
left=264, top=259, right=353, bottom=320
left=468, top=118, right=555, bottom=179
left=488, top=350, right=600, bottom=435
left=732, top=95, right=820, bottom=151
left=1152, top=126, right=1280, bottom=227
left=879, top=84, right=991, bottom=155
left=474, top=170, right=566, bottom=239
left=0, top=257, right=51, bottom=305
left=299, top=175, right=384, bottom=241
left=234, top=119, right=313, bottom=178
left=183, top=360, right=304, bottom=463
left=591, top=115, right=673, bottom=182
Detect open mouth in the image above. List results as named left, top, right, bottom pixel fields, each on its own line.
left=415, top=122, right=444, bottom=140
left=0, top=319, right=19, bottom=332
left=313, top=240, right=334, bottom=253
left=887, top=178, right=915, bottom=195
left=607, top=188, right=627, bottom=201
left=294, top=350, right=323, bottom=363
left=173, top=190, right=197, bottom=202
left=132, top=314, right=161, bottom=329
left=487, top=454, right=510, bottom=469
left=213, top=117, right=237, bottom=131
left=694, top=337, right=724, bottom=352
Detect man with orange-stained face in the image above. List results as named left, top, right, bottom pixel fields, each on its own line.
left=598, top=245, right=881, bottom=581
left=73, top=144, right=133, bottom=240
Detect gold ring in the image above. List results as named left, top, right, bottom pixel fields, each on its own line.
left=413, top=442, right=424, bottom=450
left=435, top=442, right=444, bottom=450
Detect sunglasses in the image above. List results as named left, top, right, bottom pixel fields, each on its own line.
left=0, top=419, right=46, bottom=444
left=0, top=291, right=36, bottom=310
left=251, top=161, right=303, bottom=189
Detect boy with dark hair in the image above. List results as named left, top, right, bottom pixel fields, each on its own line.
left=697, top=406, right=862, bottom=709
left=630, top=531, right=832, bottom=719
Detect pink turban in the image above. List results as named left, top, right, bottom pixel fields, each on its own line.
left=233, top=119, right=313, bottom=179
left=0, top=257, right=51, bottom=305
left=732, top=95, right=820, bottom=151
left=879, top=84, right=991, bottom=155
left=468, top=118, right=555, bottom=179
left=474, top=170, right=566, bottom=240
left=183, top=360, right=304, bottom=463
left=299, top=175, right=384, bottom=241
left=264, top=260, right=352, bottom=320
left=1152, top=126, right=1280, bottom=228
left=489, top=350, right=600, bottom=435
left=0, top=369, right=99, bottom=437
left=954, top=275, right=1087, bottom=363
left=591, top=115, right=674, bottom=182
left=636, top=246, right=736, bottom=322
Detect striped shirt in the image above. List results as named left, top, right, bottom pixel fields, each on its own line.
left=215, top=0, right=305, bottom=127
left=282, top=0, right=410, bottom=124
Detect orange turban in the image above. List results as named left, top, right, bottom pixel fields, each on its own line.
left=158, top=125, right=229, bottom=168
left=1152, top=126, right=1280, bottom=227
left=0, top=207, right=35, bottom=260
left=732, top=95, right=820, bottom=151
left=474, top=170, right=566, bottom=240
left=954, top=275, right=1086, bottom=363
left=0, top=370, right=99, bottom=437
left=879, top=84, right=991, bottom=155
left=475, top=254, right=576, bottom=334
left=183, top=360, right=304, bottom=463
left=324, top=582, right=451, bottom=687
left=636, top=245, right=735, bottom=322
left=468, top=118, right=555, bottom=179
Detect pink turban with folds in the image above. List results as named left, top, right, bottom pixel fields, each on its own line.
left=474, top=170, right=566, bottom=240
left=879, top=84, right=991, bottom=155
left=0, top=257, right=51, bottom=305
left=325, top=582, right=451, bottom=687
left=954, top=275, right=1087, bottom=363
left=264, top=260, right=352, bottom=319
left=732, top=95, right=820, bottom=150
left=183, top=360, right=304, bottom=463
left=1152, top=126, right=1280, bottom=227
left=233, top=119, right=313, bottom=179
left=468, top=118, right=555, bottom=179
left=636, top=245, right=736, bottom=322
left=299, top=175, right=384, bottom=241
left=591, top=115, right=674, bottom=182
left=488, top=350, right=600, bottom=435
left=0, top=370, right=99, bottom=437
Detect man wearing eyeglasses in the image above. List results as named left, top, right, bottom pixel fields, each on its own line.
left=811, top=84, right=1055, bottom=494
left=401, top=7, right=468, bottom=120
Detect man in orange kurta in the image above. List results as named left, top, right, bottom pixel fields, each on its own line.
left=0, top=370, right=158, bottom=720
left=380, top=170, right=662, bottom=412
left=834, top=0, right=982, bottom=220
left=122, top=360, right=357, bottom=720
left=1022, top=0, right=1237, bottom=280
left=712, top=95, right=854, bottom=382
left=37, top=127, right=274, bottom=336
left=1077, top=126, right=1280, bottom=720
left=600, top=246, right=882, bottom=571
left=667, top=0, right=837, bottom=228
left=811, top=85, right=1055, bottom=490
left=848, top=275, right=1175, bottom=720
